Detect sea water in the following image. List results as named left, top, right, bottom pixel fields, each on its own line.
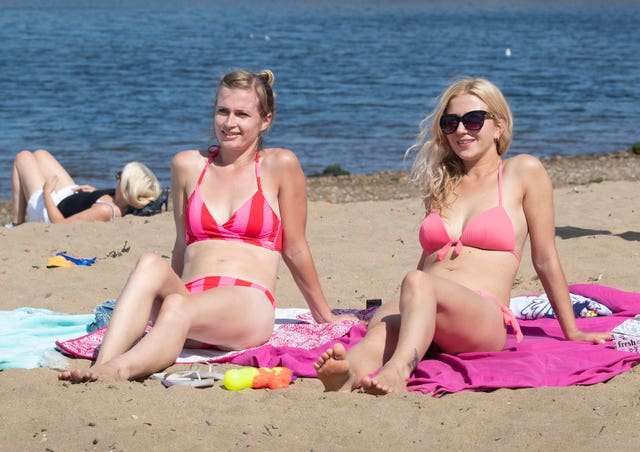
left=0, top=0, right=638, bottom=195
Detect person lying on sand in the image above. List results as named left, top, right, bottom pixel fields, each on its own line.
left=7, top=149, right=162, bottom=227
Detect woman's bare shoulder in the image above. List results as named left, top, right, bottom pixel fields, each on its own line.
left=503, top=154, right=547, bottom=176
left=504, top=154, right=552, bottom=197
left=172, top=149, right=208, bottom=169
left=261, top=147, right=300, bottom=169
left=261, top=147, right=296, bottom=159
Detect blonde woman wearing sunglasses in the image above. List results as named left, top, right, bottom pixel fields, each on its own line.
left=315, top=77, right=612, bottom=394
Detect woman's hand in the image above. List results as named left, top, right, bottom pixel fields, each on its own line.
left=42, top=176, right=58, bottom=196
left=566, top=330, right=612, bottom=344
left=74, top=184, right=96, bottom=192
left=317, top=312, right=360, bottom=324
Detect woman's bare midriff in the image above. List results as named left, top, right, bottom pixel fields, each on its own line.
left=181, top=240, right=280, bottom=292
left=423, top=247, right=520, bottom=306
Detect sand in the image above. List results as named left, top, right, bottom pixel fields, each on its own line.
left=1, top=175, right=639, bottom=450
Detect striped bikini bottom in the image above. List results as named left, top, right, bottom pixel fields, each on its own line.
left=184, top=275, right=276, bottom=308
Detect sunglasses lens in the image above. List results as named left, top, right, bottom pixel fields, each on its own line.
left=440, top=115, right=459, bottom=134
left=461, top=111, right=486, bottom=131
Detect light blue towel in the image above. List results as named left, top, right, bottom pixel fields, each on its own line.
left=0, top=307, right=93, bottom=370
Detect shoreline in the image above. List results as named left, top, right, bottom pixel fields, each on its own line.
left=1, top=150, right=638, bottom=224
left=306, top=149, right=640, bottom=203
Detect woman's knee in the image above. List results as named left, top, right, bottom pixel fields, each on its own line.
left=401, top=270, right=432, bottom=293
left=134, top=252, right=169, bottom=275
left=33, top=149, right=52, bottom=160
left=14, top=149, right=34, bottom=166
left=399, top=270, right=436, bottom=310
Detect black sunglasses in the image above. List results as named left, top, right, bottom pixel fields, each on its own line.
left=115, top=171, right=122, bottom=181
left=439, top=110, right=494, bottom=135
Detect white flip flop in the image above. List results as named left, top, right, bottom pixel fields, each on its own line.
left=151, top=369, right=224, bottom=388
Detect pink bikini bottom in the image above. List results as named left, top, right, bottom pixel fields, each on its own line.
left=476, top=290, right=523, bottom=343
left=184, top=275, right=276, bottom=308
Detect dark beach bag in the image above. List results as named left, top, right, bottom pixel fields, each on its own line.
left=128, top=188, right=169, bottom=217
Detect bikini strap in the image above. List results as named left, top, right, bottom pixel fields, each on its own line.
left=497, top=160, right=504, bottom=207
left=198, top=146, right=218, bottom=185
left=203, top=145, right=262, bottom=190
left=255, top=150, right=263, bottom=191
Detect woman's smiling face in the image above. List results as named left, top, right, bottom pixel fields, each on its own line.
left=444, top=93, right=503, bottom=162
left=214, top=86, right=272, bottom=152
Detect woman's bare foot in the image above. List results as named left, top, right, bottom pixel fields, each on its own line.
left=313, top=343, right=356, bottom=392
left=361, top=365, right=407, bottom=395
left=58, top=362, right=129, bottom=383
left=58, top=369, right=96, bottom=383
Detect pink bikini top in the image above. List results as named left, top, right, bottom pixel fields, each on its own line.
left=184, top=147, right=283, bottom=251
left=419, top=160, right=520, bottom=261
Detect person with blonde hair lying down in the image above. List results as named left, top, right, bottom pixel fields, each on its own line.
left=6, top=149, right=163, bottom=227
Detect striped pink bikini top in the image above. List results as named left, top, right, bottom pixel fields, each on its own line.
left=185, top=147, right=283, bottom=251
left=419, top=160, right=520, bottom=261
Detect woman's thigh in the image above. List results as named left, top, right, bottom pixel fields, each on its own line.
left=367, top=297, right=400, bottom=330
left=430, top=277, right=506, bottom=353
left=180, top=286, right=276, bottom=349
left=33, top=149, right=75, bottom=188
left=14, top=151, right=45, bottom=198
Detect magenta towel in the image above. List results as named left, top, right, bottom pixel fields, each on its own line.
left=229, top=284, right=640, bottom=396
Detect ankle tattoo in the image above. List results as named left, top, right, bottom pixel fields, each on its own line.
left=408, top=349, right=420, bottom=370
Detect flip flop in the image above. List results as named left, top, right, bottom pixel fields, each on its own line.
left=151, top=370, right=224, bottom=388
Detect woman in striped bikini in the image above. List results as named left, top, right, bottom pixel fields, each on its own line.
left=60, top=69, right=350, bottom=383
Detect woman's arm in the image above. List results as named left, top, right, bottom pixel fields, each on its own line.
left=521, top=156, right=611, bottom=343
left=170, top=151, right=191, bottom=276
left=417, top=251, right=427, bottom=271
left=74, top=185, right=97, bottom=192
left=43, top=176, right=113, bottom=223
left=272, top=150, right=343, bottom=323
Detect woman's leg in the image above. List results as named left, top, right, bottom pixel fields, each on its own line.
left=93, top=253, right=187, bottom=365
left=58, top=253, right=186, bottom=381
left=32, top=149, right=75, bottom=187
left=59, top=254, right=275, bottom=382
left=11, top=150, right=43, bottom=224
left=100, top=284, right=274, bottom=381
left=11, top=149, right=75, bottom=224
left=362, top=270, right=506, bottom=395
left=314, top=299, right=400, bottom=391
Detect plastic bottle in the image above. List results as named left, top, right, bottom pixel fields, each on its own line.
left=223, top=366, right=293, bottom=390
left=223, top=367, right=260, bottom=391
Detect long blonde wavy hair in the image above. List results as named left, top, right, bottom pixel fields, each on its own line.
left=406, top=78, right=513, bottom=212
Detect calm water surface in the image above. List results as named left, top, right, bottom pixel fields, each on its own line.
left=0, top=0, right=638, bottom=195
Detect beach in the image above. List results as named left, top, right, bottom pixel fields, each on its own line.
left=1, top=151, right=639, bottom=451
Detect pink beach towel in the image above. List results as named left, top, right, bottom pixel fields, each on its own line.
left=56, top=284, right=640, bottom=396
left=223, top=284, right=640, bottom=396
